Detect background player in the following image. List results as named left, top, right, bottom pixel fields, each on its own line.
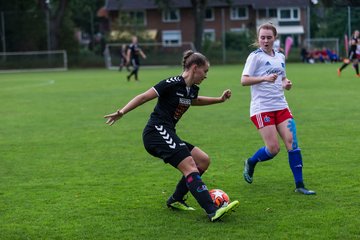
left=118, top=44, right=130, bottom=72
left=126, top=36, right=147, bottom=81
left=338, top=30, right=359, bottom=77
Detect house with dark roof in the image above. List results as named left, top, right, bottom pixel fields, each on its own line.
left=104, top=0, right=309, bottom=47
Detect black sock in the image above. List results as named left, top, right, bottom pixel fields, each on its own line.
left=339, top=63, right=348, bottom=71
left=185, top=172, right=217, bottom=214
left=172, top=177, right=187, bottom=201
left=172, top=168, right=205, bottom=201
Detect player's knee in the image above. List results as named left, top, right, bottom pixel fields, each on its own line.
left=178, top=156, right=198, bottom=176
left=267, top=144, right=280, bottom=156
left=198, top=154, right=210, bottom=171
left=191, top=147, right=210, bottom=170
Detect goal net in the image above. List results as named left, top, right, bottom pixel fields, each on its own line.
left=104, top=42, right=195, bottom=70
left=304, top=38, right=339, bottom=56
left=0, top=50, right=68, bottom=73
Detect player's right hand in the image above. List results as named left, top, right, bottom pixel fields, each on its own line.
left=104, top=110, right=124, bottom=126
left=264, top=73, right=277, bottom=82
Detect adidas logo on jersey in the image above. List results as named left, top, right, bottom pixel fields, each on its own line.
left=265, top=61, right=271, bottom=66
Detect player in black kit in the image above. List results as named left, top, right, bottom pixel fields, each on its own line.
left=338, top=30, right=359, bottom=77
left=126, top=36, right=147, bottom=81
left=104, top=50, right=239, bottom=222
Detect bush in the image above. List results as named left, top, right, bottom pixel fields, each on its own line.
left=68, top=49, right=105, bottom=68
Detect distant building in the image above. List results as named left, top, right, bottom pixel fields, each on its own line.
left=104, top=0, right=309, bottom=47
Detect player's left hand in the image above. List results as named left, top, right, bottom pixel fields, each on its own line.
left=221, top=89, right=232, bottom=102
left=283, top=79, right=292, bottom=90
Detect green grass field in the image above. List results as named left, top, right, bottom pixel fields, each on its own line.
left=1, top=63, right=360, bottom=239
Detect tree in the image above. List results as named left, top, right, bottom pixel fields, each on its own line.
left=38, top=0, right=68, bottom=50
left=68, top=0, right=104, bottom=49
left=0, top=1, right=47, bottom=52
left=191, top=0, right=207, bottom=51
left=320, top=0, right=360, bottom=7
left=311, top=1, right=360, bottom=38
left=154, top=0, right=208, bottom=51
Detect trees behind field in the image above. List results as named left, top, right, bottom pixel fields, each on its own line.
left=310, top=2, right=360, bottom=39
left=0, top=0, right=359, bottom=64
left=0, top=0, right=103, bottom=54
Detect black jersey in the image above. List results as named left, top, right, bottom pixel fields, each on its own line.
left=146, top=76, right=199, bottom=129
left=128, top=43, right=142, bottom=63
left=349, top=37, right=359, bottom=59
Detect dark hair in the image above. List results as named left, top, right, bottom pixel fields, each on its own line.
left=251, top=22, right=278, bottom=47
left=182, top=50, right=208, bottom=70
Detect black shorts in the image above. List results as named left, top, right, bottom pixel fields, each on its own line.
left=131, top=58, right=140, bottom=68
left=142, top=124, right=195, bottom=167
left=348, top=50, right=357, bottom=60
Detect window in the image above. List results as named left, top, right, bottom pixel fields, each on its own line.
left=269, top=9, right=277, bottom=18
left=293, top=9, right=298, bottom=19
left=205, top=8, right=214, bottom=21
left=162, top=9, right=180, bottom=22
left=203, top=29, right=215, bottom=42
left=119, top=11, right=145, bottom=26
left=162, top=30, right=182, bottom=46
left=280, top=9, right=291, bottom=19
left=230, top=7, right=248, bottom=20
left=278, top=8, right=300, bottom=21
left=259, top=9, right=277, bottom=18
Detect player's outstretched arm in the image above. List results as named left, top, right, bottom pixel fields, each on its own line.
left=192, top=89, right=231, bottom=106
left=104, top=88, right=157, bottom=126
left=140, top=50, right=147, bottom=59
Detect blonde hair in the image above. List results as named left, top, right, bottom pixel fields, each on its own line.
left=182, top=50, right=209, bottom=70
left=251, top=22, right=278, bottom=48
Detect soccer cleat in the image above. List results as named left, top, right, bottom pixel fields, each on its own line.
left=208, top=200, right=240, bottom=222
left=243, top=159, right=254, bottom=184
left=356, top=74, right=360, bottom=77
left=337, top=68, right=341, bottom=77
left=166, top=196, right=195, bottom=211
left=294, top=187, right=316, bottom=195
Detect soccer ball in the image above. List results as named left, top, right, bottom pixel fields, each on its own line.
left=209, top=189, right=230, bottom=207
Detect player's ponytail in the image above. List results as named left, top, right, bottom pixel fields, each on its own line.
left=182, top=50, right=208, bottom=70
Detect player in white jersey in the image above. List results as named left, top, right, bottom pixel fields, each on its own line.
left=241, top=22, right=315, bottom=195
left=243, top=47, right=288, bottom=116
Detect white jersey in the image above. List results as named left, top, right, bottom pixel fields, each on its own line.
left=242, top=48, right=288, bottom=116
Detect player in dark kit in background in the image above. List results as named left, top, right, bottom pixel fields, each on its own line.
left=338, top=30, right=360, bottom=77
left=126, top=36, right=147, bottom=81
left=104, top=50, right=239, bottom=222
left=119, top=44, right=130, bottom=72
